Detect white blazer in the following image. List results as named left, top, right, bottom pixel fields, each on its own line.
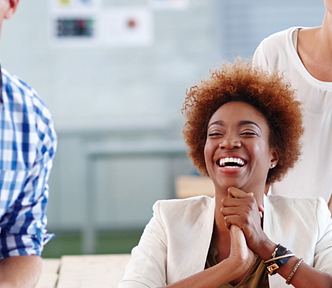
left=119, top=195, right=332, bottom=288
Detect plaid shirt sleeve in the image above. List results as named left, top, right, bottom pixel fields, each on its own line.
left=0, top=68, right=57, bottom=258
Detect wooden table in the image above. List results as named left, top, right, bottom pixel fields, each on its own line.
left=38, top=254, right=131, bottom=288
left=36, top=259, right=61, bottom=288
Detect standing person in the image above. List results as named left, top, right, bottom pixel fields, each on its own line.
left=0, top=1, right=57, bottom=287
left=252, top=1, right=332, bottom=212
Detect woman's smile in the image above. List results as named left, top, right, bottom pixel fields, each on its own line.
left=216, top=156, right=247, bottom=176
left=217, top=157, right=246, bottom=169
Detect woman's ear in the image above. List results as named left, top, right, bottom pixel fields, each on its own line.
left=4, top=0, right=19, bottom=20
left=270, top=148, right=279, bottom=169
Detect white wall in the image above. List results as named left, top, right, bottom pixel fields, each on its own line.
left=0, top=0, right=325, bottom=233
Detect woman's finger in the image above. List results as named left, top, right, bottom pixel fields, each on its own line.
left=220, top=206, right=241, bottom=216
left=223, top=214, right=243, bottom=231
left=258, top=204, right=264, bottom=218
left=227, top=187, right=249, bottom=198
left=222, top=195, right=256, bottom=209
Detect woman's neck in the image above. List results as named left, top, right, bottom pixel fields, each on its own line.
left=297, top=11, right=332, bottom=81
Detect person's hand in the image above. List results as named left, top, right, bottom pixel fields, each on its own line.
left=220, top=187, right=268, bottom=254
left=229, top=225, right=255, bottom=267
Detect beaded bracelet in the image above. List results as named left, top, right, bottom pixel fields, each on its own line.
left=286, top=258, right=303, bottom=285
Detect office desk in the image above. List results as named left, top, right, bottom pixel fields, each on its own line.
left=36, top=259, right=61, bottom=288
left=42, top=254, right=131, bottom=288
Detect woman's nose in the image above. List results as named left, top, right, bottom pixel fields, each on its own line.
left=218, top=136, right=241, bottom=149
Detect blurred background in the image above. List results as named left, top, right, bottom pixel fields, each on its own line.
left=0, top=0, right=325, bottom=258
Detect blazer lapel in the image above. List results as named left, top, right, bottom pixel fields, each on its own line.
left=189, top=197, right=215, bottom=275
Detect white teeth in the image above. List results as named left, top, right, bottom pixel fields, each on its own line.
left=219, top=157, right=245, bottom=167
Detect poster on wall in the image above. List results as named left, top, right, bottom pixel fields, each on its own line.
left=150, top=0, right=189, bottom=10
left=49, top=0, right=101, bottom=46
left=51, top=0, right=101, bottom=13
left=49, top=13, right=100, bottom=47
left=101, top=8, right=153, bottom=47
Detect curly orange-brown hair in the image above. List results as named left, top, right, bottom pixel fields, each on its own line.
left=182, top=61, right=303, bottom=185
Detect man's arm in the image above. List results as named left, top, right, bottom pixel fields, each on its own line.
left=0, top=255, right=42, bottom=288
left=0, top=74, right=57, bottom=287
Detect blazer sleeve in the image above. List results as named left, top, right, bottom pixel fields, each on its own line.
left=119, top=201, right=167, bottom=288
left=314, top=198, right=332, bottom=274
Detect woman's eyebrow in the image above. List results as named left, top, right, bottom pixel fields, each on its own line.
left=208, top=120, right=261, bottom=129
left=239, top=120, right=261, bottom=130
left=208, top=120, right=224, bottom=128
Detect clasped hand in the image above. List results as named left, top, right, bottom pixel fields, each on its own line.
left=220, top=187, right=269, bottom=282
left=221, top=187, right=267, bottom=254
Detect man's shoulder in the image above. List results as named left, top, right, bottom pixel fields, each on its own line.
left=1, top=67, right=51, bottom=116
left=1, top=68, right=56, bottom=141
left=1, top=67, right=35, bottom=95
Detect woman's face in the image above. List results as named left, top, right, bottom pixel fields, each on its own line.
left=204, top=101, right=278, bottom=195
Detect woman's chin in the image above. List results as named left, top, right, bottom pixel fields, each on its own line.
left=214, top=180, right=246, bottom=193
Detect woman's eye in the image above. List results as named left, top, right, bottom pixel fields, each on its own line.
left=208, top=132, right=222, bottom=137
left=241, top=131, right=256, bottom=136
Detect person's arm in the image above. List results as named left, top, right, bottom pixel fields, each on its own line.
left=162, top=225, right=254, bottom=288
left=0, top=255, right=42, bottom=288
left=121, top=223, right=254, bottom=288
left=328, top=196, right=332, bottom=217
left=0, top=94, right=57, bottom=286
left=120, top=200, right=255, bottom=288
left=221, top=187, right=332, bottom=288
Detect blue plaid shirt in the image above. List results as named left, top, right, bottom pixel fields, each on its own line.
left=0, top=67, right=57, bottom=258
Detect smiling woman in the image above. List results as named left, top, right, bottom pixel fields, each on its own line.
left=182, top=61, right=303, bottom=185
left=204, top=101, right=277, bottom=200
left=119, top=61, right=332, bottom=288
